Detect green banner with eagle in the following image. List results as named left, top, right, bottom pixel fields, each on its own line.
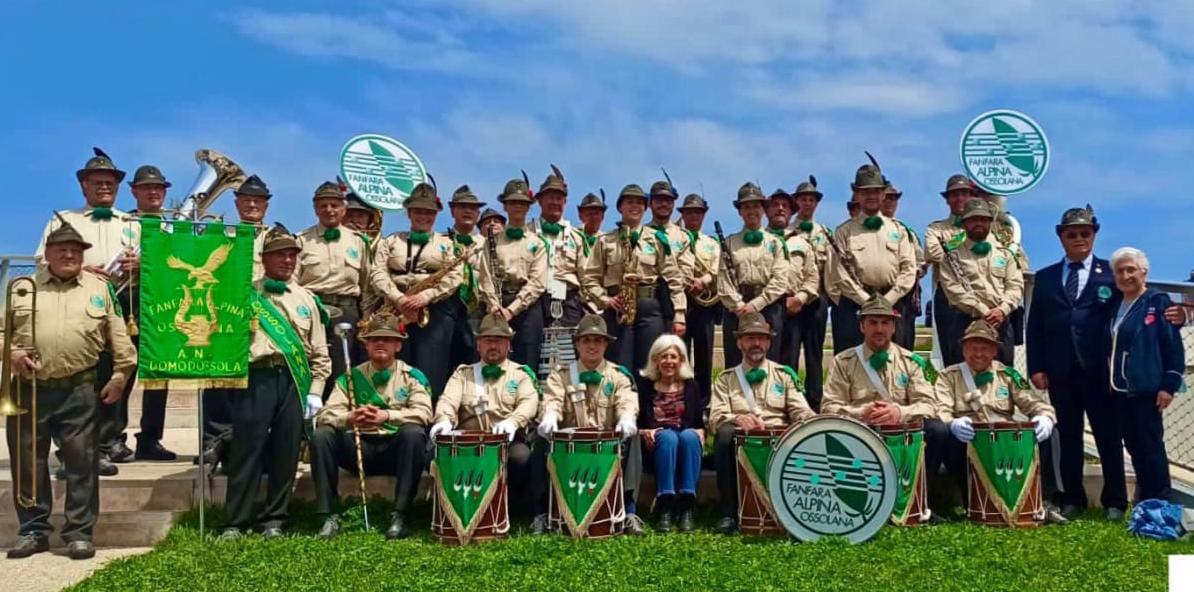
left=137, top=220, right=255, bottom=389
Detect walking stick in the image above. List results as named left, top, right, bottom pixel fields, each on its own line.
left=334, top=322, right=370, bottom=530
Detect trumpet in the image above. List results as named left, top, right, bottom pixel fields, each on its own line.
left=1, top=277, right=39, bottom=508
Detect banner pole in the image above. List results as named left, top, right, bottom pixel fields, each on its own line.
left=198, top=387, right=206, bottom=539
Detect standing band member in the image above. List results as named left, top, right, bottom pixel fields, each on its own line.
left=6, top=220, right=136, bottom=560
left=678, top=194, right=720, bottom=402
left=343, top=192, right=383, bottom=318
left=370, top=182, right=463, bottom=396
left=297, top=181, right=371, bottom=398
left=446, top=184, right=487, bottom=366
left=718, top=183, right=788, bottom=367
left=221, top=226, right=331, bottom=539
left=924, top=174, right=975, bottom=370
left=767, top=188, right=819, bottom=392
left=575, top=191, right=608, bottom=313
left=532, top=166, right=588, bottom=327
left=787, top=176, right=831, bottom=410
left=647, top=179, right=695, bottom=326
left=881, top=179, right=923, bottom=350
left=312, top=312, right=432, bottom=540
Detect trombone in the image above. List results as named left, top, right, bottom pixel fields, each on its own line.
left=1, top=276, right=38, bottom=508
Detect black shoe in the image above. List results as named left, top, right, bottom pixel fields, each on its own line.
left=677, top=510, right=695, bottom=533
left=67, top=540, right=96, bottom=560
left=654, top=495, right=674, bottom=533
left=1105, top=507, right=1127, bottom=521
left=6, top=534, right=49, bottom=559
left=218, top=528, right=242, bottom=540
left=386, top=513, right=410, bottom=540
left=98, top=456, right=119, bottom=477
left=717, top=516, right=738, bottom=535
left=317, top=515, right=342, bottom=539
left=1060, top=503, right=1082, bottom=520
left=135, top=441, right=178, bottom=461
left=624, top=514, right=646, bottom=536
left=530, top=513, right=550, bottom=535
left=193, top=440, right=224, bottom=466
left=262, top=526, right=284, bottom=538
left=656, top=511, right=673, bottom=533
left=108, top=442, right=135, bottom=464
left=1045, top=503, right=1071, bottom=525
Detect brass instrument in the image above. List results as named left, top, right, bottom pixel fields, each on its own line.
left=333, top=322, right=370, bottom=530
left=616, top=228, right=638, bottom=326
left=688, top=234, right=720, bottom=307
left=2, top=277, right=39, bottom=508
left=400, top=245, right=467, bottom=327
left=176, top=149, right=247, bottom=221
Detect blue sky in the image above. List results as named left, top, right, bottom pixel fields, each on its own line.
left=3, top=1, right=1193, bottom=280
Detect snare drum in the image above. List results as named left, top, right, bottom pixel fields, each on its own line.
left=734, top=426, right=788, bottom=535
left=872, top=421, right=930, bottom=526
left=431, top=431, right=510, bottom=545
left=547, top=428, right=625, bottom=539
left=967, top=422, right=1041, bottom=528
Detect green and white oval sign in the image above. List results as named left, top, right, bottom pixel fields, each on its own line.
left=959, top=110, right=1049, bottom=196
left=339, top=134, right=427, bottom=210
left=768, top=417, right=896, bottom=544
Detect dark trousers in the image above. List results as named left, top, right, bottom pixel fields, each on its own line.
left=943, top=306, right=1014, bottom=366
left=556, top=290, right=587, bottom=328
left=604, top=297, right=666, bottom=394
left=310, top=424, right=428, bottom=516
left=831, top=298, right=863, bottom=354
left=402, top=298, right=464, bottom=397
left=932, top=286, right=961, bottom=367
left=121, top=330, right=168, bottom=447
left=1048, top=364, right=1127, bottom=509
left=224, top=367, right=303, bottom=530
left=1118, top=394, right=1171, bottom=502
left=320, top=296, right=364, bottom=401
left=920, top=419, right=950, bottom=496
left=202, top=388, right=234, bottom=450
left=449, top=298, right=480, bottom=370
left=723, top=301, right=783, bottom=368
left=781, top=295, right=827, bottom=411
left=505, top=294, right=546, bottom=369
left=7, top=374, right=100, bottom=543
left=894, top=287, right=919, bottom=351
left=94, top=350, right=128, bottom=456
left=713, top=424, right=740, bottom=518
left=684, top=303, right=719, bottom=408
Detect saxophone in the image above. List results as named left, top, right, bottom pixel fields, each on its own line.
left=398, top=243, right=467, bottom=327
left=617, top=229, right=639, bottom=326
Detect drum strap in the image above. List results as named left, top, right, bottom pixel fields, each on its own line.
left=568, top=362, right=589, bottom=426
left=960, top=363, right=996, bottom=423
left=855, top=345, right=892, bottom=402
left=472, top=364, right=491, bottom=431
left=734, top=366, right=760, bottom=412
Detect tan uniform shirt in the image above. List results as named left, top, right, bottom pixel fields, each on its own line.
left=716, top=228, right=789, bottom=311
left=581, top=225, right=687, bottom=323
left=435, top=360, right=540, bottom=430
left=316, top=359, right=433, bottom=434
left=531, top=218, right=585, bottom=295
left=648, top=221, right=696, bottom=279
left=370, top=231, right=463, bottom=307
left=894, top=218, right=924, bottom=268
left=822, top=343, right=937, bottom=421
left=35, top=207, right=136, bottom=269
left=295, top=224, right=370, bottom=297
left=923, top=216, right=963, bottom=287
left=790, top=218, right=831, bottom=288
left=541, top=359, right=637, bottom=429
left=474, top=227, right=548, bottom=316
left=250, top=279, right=332, bottom=394
left=938, top=239, right=1024, bottom=318
left=935, top=360, right=1055, bottom=423
left=708, top=359, right=815, bottom=432
left=10, top=269, right=136, bottom=386
left=828, top=214, right=917, bottom=306
left=782, top=232, right=820, bottom=305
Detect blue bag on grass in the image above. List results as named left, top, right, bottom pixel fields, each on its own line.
left=1128, top=499, right=1186, bottom=541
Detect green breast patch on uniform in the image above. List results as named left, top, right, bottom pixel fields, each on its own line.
left=396, top=386, right=410, bottom=401
left=996, top=386, right=1010, bottom=400
left=347, top=246, right=360, bottom=260
left=771, top=382, right=784, bottom=396
left=642, top=241, right=656, bottom=255
left=702, top=242, right=715, bottom=254
left=505, top=379, right=519, bottom=394
left=896, top=373, right=909, bottom=387
left=438, top=243, right=450, bottom=254
left=90, top=294, right=106, bottom=309
left=297, top=304, right=312, bottom=319
left=767, top=241, right=777, bottom=254
left=527, top=241, right=539, bottom=253
left=603, top=381, right=615, bottom=397
left=993, top=255, right=1008, bottom=269
left=888, top=230, right=902, bottom=242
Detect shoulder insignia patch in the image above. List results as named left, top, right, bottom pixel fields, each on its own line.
left=779, top=364, right=805, bottom=392
left=1001, top=366, right=1029, bottom=390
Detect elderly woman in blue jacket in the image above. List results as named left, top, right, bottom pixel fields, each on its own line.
left=1106, top=247, right=1185, bottom=501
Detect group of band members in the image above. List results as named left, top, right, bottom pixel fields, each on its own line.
left=7, top=147, right=1191, bottom=557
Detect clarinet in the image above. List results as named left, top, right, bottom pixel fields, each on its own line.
left=486, top=225, right=504, bottom=307
left=713, top=222, right=740, bottom=293
left=938, top=236, right=974, bottom=293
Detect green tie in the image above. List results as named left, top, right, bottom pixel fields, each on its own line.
left=482, top=364, right=505, bottom=380
left=454, top=233, right=474, bottom=246
left=579, top=370, right=603, bottom=385
left=323, top=227, right=341, bottom=242
left=862, top=216, right=883, bottom=231
left=745, top=367, right=767, bottom=385
left=505, top=227, right=525, bottom=240
left=372, top=368, right=392, bottom=388
left=974, top=371, right=994, bottom=387
left=89, top=207, right=113, bottom=220
left=799, top=220, right=814, bottom=232
left=971, top=241, right=992, bottom=256
left=540, top=221, right=562, bottom=236
left=868, top=350, right=890, bottom=370
left=408, top=231, right=430, bottom=246
left=263, top=279, right=289, bottom=294
left=768, top=227, right=786, bottom=239
left=742, top=229, right=764, bottom=245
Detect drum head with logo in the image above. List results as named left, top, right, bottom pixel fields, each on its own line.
left=767, top=416, right=897, bottom=544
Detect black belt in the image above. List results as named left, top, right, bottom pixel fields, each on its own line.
left=32, top=368, right=97, bottom=390
left=740, top=285, right=764, bottom=301
left=250, top=355, right=288, bottom=369
left=315, top=294, right=360, bottom=307
left=606, top=285, right=655, bottom=299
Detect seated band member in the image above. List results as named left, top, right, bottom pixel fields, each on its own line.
left=311, top=312, right=433, bottom=540
left=936, top=319, right=1060, bottom=520
left=430, top=313, right=541, bottom=517
left=709, top=312, right=815, bottom=534
left=538, top=314, right=643, bottom=535
left=6, top=219, right=136, bottom=560
left=821, top=294, right=948, bottom=502
left=221, top=225, right=331, bottom=540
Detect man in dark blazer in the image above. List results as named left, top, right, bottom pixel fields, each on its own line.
left=1026, top=206, right=1126, bottom=519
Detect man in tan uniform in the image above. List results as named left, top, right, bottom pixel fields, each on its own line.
left=576, top=191, right=608, bottom=313
left=6, top=220, right=136, bottom=560
left=531, top=167, right=589, bottom=328
left=935, top=320, right=1059, bottom=520
left=370, top=183, right=463, bottom=395
left=678, top=194, right=720, bottom=402
left=717, top=183, right=789, bottom=366
left=296, top=181, right=372, bottom=398
left=923, top=174, right=976, bottom=370
left=475, top=178, right=548, bottom=369
left=936, top=199, right=1024, bottom=365
left=221, top=226, right=331, bottom=539
left=881, top=180, right=924, bottom=351
left=233, top=174, right=272, bottom=281
left=647, top=179, right=696, bottom=326
left=766, top=188, right=820, bottom=395
left=446, top=184, right=487, bottom=365
left=311, top=312, right=433, bottom=540
left=581, top=184, right=686, bottom=389
left=538, top=314, right=643, bottom=534
left=827, top=162, right=917, bottom=352
left=788, top=176, right=831, bottom=410
left=708, top=312, right=814, bottom=534
left=430, top=313, right=540, bottom=521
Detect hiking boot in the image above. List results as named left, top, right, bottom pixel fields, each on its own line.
left=624, top=514, right=645, bottom=536
left=108, top=442, right=135, bottom=464
left=67, top=540, right=96, bottom=560
left=97, top=456, right=119, bottom=477
left=317, top=515, right=342, bottom=539
left=717, top=516, right=738, bottom=535
left=530, top=513, right=550, bottom=535
left=135, top=441, right=178, bottom=462
left=5, top=534, right=49, bottom=559
left=386, top=513, right=410, bottom=540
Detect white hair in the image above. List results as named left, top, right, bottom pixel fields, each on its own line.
left=639, top=334, right=695, bottom=381
left=1110, top=247, right=1150, bottom=273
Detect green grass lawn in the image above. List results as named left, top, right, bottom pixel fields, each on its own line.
left=72, top=501, right=1190, bottom=592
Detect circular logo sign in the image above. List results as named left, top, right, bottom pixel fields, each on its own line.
left=339, top=134, right=428, bottom=210
left=959, top=110, right=1049, bottom=196
left=767, top=417, right=896, bottom=544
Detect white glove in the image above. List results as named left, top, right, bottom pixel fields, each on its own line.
left=949, top=417, right=975, bottom=442
left=429, top=420, right=453, bottom=440
left=492, top=419, right=517, bottom=442
left=1033, top=415, right=1055, bottom=442
left=537, top=412, right=559, bottom=438
left=304, top=394, right=323, bottom=421
left=616, top=415, right=638, bottom=440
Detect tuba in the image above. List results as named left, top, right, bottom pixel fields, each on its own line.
left=1, top=277, right=39, bottom=508
left=176, top=149, right=247, bottom=221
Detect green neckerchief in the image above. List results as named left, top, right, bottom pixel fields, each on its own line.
left=89, top=206, right=114, bottom=220
left=372, top=368, right=392, bottom=387
left=868, top=349, right=890, bottom=371
left=540, top=221, right=562, bottom=236
left=974, top=370, right=995, bottom=387
left=505, top=227, right=526, bottom=240
left=482, top=363, right=505, bottom=380
left=971, top=240, right=992, bottom=256
left=944, top=231, right=966, bottom=252
left=745, top=367, right=767, bottom=385
left=620, top=228, right=640, bottom=247
left=409, top=230, right=431, bottom=246
left=952, top=215, right=962, bottom=228
left=767, top=226, right=786, bottom=239
left=360, top=232, right=373, bottom=252
left=742, top=229, right=764, bottom=245
left=582, top=232, right=598, bottom=257
left=684, top=228, right=699, bottom=252
left=323, top=227, right=341, bottom=241
left=251, top=292, right=313, bottom=412
left=454, top=233, right=474, bottom=246
left=798, top=219, right=814, bottom=232
left=579, top=370, right=603, bottom=385
left=862, top=216, right=883, bottom=231
left=263, top=278, right=289, bottom=294
left=337, top=367, right=398, bottom=433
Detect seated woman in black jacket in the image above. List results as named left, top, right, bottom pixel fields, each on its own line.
left=1106, top=247, right=1185, bottom=502
left=639, top=335, right=706, bottom=533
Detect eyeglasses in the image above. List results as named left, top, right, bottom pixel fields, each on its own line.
left=1063, top=230, right=1093, bottom=240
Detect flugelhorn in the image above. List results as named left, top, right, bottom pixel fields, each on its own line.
left=2, top=277, right=39, bottom=508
